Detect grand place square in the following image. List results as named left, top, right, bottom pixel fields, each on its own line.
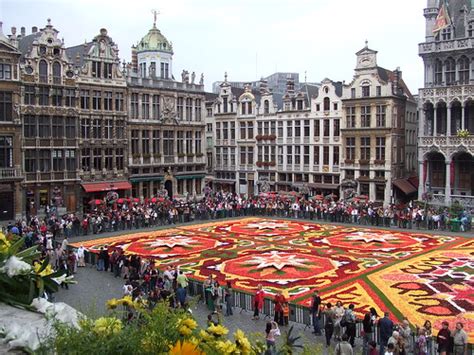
left=0, top=1, right=473, bottom=354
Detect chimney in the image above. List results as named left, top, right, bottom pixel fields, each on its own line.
left=20, top=27, right=25, bottom=37
left=32, top=26, right=38, bottom=33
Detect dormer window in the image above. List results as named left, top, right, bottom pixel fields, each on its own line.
left=53, top=47, right=60, bottom=56
left=223, top=97, right=228, bottom=113
left=92, top=61, right=101, bottom=78
left=362, top=85, right=370, bottom=97
left=39, top=46, right=47, bottom=56
left=297, top=99, right=303, bottom=110
left=264, top=100, right=269, bottom=114
left=469, top=24, right=474, bottom=37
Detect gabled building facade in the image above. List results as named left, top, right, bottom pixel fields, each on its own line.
left=341, top=44, right=417, bottom=205
left=67, top=28, right=129, bottom=209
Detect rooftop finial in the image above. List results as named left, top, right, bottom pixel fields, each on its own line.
left=224, top=71, right=228, bottom=82
left=47, top=18, right=51, bottom=26
left=365, top=39, right=368, bottom=48
left=151, top=9, right=160, bottom=28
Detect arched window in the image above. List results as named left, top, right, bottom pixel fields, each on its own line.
left=264, top=100, right=269, bottom=114
left=434, top=59, right=443, bottom=85
left=52, top=62, right=61, bottom=84
left=458, top=56, right=470, bottom=84
left=323, top=97, right=330, bottom=111
left=445, top=57, right=456, bottom=85
left=39, top=60, right=48, bottom=83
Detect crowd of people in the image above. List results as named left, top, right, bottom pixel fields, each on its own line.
left=4, top=191, right=472, bottom=241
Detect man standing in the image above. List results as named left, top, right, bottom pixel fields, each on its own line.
left=310, top=290, right=322, bottom=335
left=378, top=312, right=394, bottom=355
left=452, top=322, right=468, bottom=355
left=344, top=304, right=357, bottom=347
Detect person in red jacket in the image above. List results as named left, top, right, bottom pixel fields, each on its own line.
left=274, top=291, right=287, bottom=325
left=252, top=284, right=265, bottom=320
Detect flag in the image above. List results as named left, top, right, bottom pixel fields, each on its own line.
left=433, top=0, right=451, bottom=33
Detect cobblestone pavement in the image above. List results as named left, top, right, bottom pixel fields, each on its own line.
left=55, top=266, right=363, bottom=354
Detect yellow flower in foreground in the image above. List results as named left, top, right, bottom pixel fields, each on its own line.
left=169, top=340, right=203, bottom=355
left=0, top=233, right=10, bottom=254
left=199, top=329, right=213, bottom=342
left=119, top=295, right=133, bottom=307
left=106, top=298, right=119, bottom=310
left=93, top=317, right=122, bottom=336
left=180, top=318, right=197, bottom=330
left=179, top=325, right=193, bottom=336
left=33, top=262, right=54, bottom=277
left=207, top=324, right=229, bottom=337
left=215, top=340, right=237, bottom=354
left=234, top=329, right=252, bottom=354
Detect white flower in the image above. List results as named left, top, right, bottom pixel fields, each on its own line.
left=0, top=256, right=32, bottom=277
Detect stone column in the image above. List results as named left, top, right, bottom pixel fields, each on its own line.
left=433, top=105, right=437, bottom=136
left=139, top=181, right=143, bottom=200
left=192, top=178, right=197, bottom=197
left=419, top=105, right=425, bottom=136
left=461, top=102, right=466, bottom=130
left=447, top=104, right=451, bottom=136
left=445, top=160, right=451, bottom=204
left=418, top=160, right=424, bottom=201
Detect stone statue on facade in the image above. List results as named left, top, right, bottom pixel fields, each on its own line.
left=191, top=71, right=195, bottom=84
left=199, top=73, right=204, bottom=85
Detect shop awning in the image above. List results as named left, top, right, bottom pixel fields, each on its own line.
left=393, top=178, right=417, bottom=195
left=81, top=181, right=132, bottom=193
left=213, top=179, right=236, bottom=184
left=130, top=176, right=163, bottom=183
left=307, top=183, right=340, bottom=190
left=175, top=175, right=206, bottom=180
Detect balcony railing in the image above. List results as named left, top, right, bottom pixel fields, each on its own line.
left=0, top=168, right=22, bottom=180
left=419, top=136, right=474, bottom=147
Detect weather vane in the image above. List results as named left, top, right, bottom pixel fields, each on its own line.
left=151, top=9, right=160, bottom=27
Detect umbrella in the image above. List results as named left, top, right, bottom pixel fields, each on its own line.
left=89, top=199, right=103, bottom=206
left=11, top=226, right=19, bottom=235
left=313, top=194, right=324, bottom=201
left=132, top=198, right=140, bottom=203
left=358, top=195, right=369, bottom=200
left=117, top=198, right=124, bottom=204
left=151, top=197, right=157, bottom=203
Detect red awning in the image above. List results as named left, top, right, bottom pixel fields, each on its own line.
left=393, top=179, right=417, bottom=195
left=81, top=181, right=132, bottom=193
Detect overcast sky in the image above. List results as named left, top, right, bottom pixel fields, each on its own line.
left=1, top=0, right=426, bottom=93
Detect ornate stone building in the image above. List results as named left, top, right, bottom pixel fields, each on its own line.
left=418, top=0, right=474, bottom=207
left=126, top=20, right=206, bottom=199
left=66, top=28, right=129, bottom=209
left=0, top=23, right=23, bottom=220
left=209, top=74, right=342, bottom=196
left=340, top=44, right=417, bottom=205
left=17, top=20, right=80, bottom=215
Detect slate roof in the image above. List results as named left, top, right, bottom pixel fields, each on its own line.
left=66, top=42, right=93, bottom=68
left=17, top=32, right=41, bottom=56
left=376, top=66, right=414, bottom=101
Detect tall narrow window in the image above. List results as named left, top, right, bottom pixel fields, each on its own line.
left=0, top=136, right=13, bottom=168
left=376, top=137, right=385, bottom=161
left=376, top=105, right=386, bottom=127
left=323, top=146, right=330, bottom=165
left=362, top=85, right=370, bottom=97
left=39, top=60, right=48, bottom=83
left=104, top=91, right=113, bottom=111
left=360, top=137, right=371, bottom=161
left=25, top=86, right=36, bottom=105
left=92, top=90, right=101, bottom=110
left=323, top=97, right=330, bottom=111
left=194, top=99, right=202, bottom=121
left=345, top=137, right=356, bottom=160
left=264, top=100, right=269, bottom=114
left=186, top=98, right=192, bottom=120
left=361, top=106, right=371, bottom=127
left=142, top=94, right=150, bottom=119
left=458, top=56, right=470, bottom=84
left=323, top=119, right=330, bottom=137
left=115, top=92, right=124, bottom=111
left=152, top=131, right=160, bottom=155
left=131, top=93, right=139, bottom=119
left=177, top=97, right=184, bottom=120
left=445, top=57, right=455, bottom=85
left=195, top=131, right=202, bottom=154
left=346, top=107, right=356, bottom=128
left=334, top=119, right=340, bottom=136
left=152, top=95, right=160, bottom=119
left=52, top=62, right=61, bottom=84
left=434, top=59, right=443, bottom=85
left=0, top=92, right=13, bottom=122
left=333, top=146, right=339, bottom=165
left=39, top=87, right=49, bottom=106
left=80, top=90, right=90, bottom=109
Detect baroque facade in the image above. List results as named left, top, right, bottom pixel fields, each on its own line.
left=67, top=28, right=129, bottom=210
left=418, top=0, right=474, bottom=207
left=126, top=21, right=206, bottom=199
left=340, top=44, right=417, bottom=205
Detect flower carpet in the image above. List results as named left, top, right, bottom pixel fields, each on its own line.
left=73, top=218, right=473, bottom=341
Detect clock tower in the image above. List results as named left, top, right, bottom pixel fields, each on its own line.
left=355, top=41, right=378, bottom=70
